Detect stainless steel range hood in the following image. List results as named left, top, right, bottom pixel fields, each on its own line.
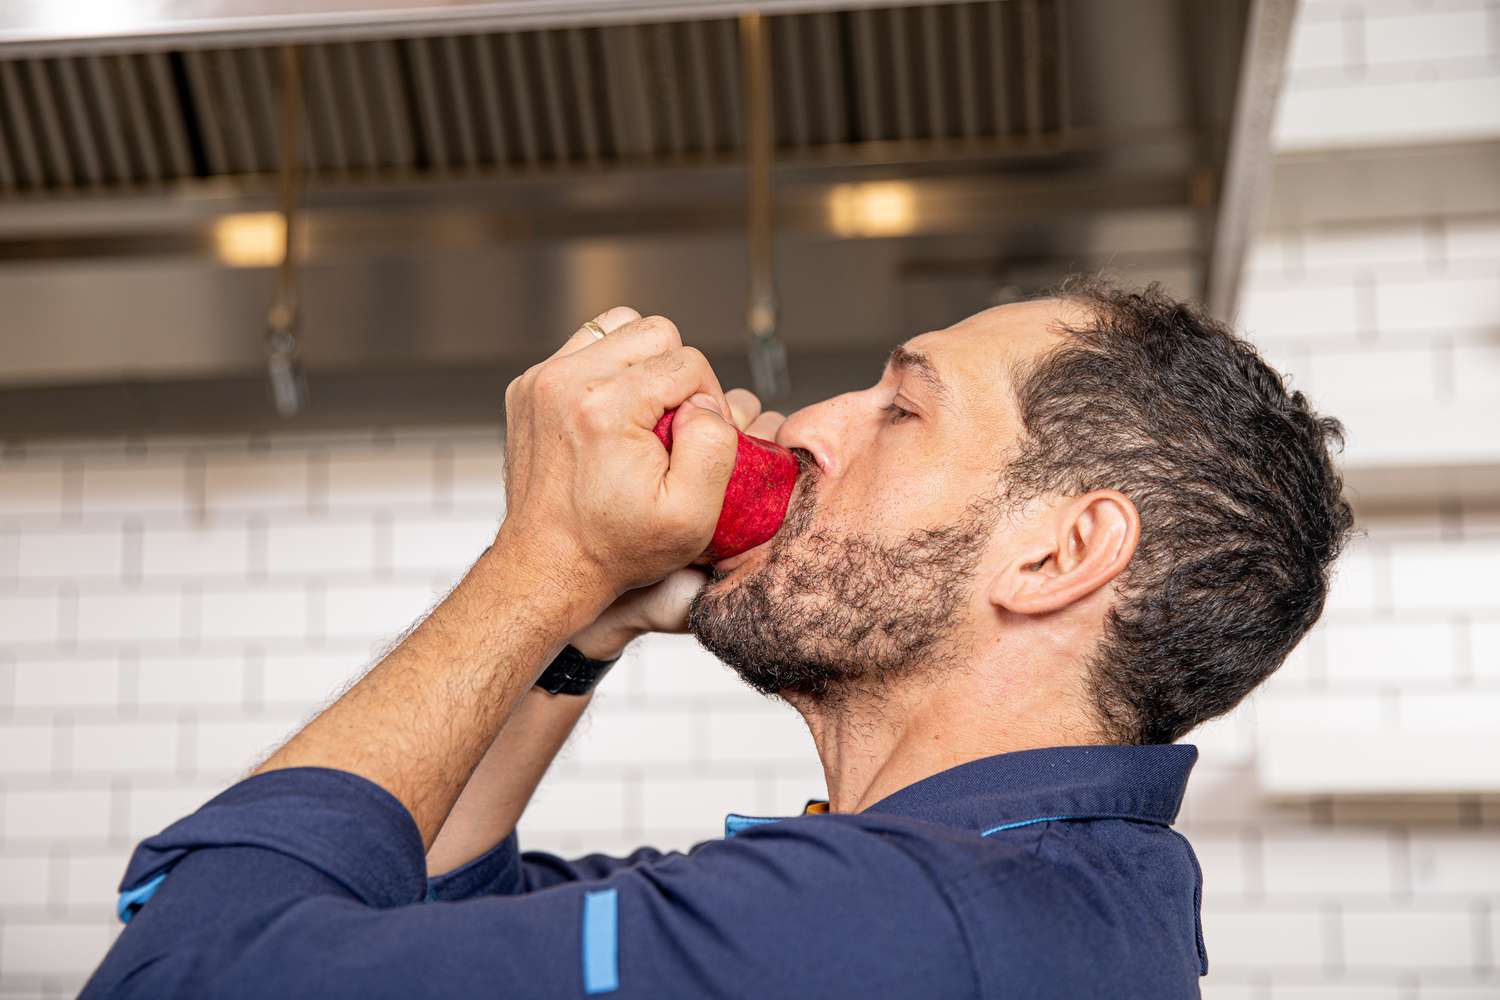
left=0, top=0, right=1293, bottom=435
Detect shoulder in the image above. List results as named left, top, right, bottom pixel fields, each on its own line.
left=935, top=819, right=1205, bottom=997
left=672, top=812, right=968, bottom=904
left=934, top=817, right=1197, bottom=921
left=623, top=814, right=979, bottom=997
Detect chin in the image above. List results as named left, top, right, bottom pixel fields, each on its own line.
left=688, top=489, right=999, bottom=710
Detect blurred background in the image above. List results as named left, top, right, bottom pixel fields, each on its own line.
left=0, top=0, right=1497, bottom=996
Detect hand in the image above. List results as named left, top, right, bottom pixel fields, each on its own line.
left=569, top=388, right=788, bottom=660
left=497, top=308, right=740, bottom=610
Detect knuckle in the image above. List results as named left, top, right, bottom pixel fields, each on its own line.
left=507, top=367, right=543, bottom=407
left=531, top=368, right=565, bottom=399
left=668, top=346, right=712, bottom=382
left=639, top=315, right=682, bottom=348
left=601, top=305, right=641, bottom=326
left=576, top=391, right=612, bottom=430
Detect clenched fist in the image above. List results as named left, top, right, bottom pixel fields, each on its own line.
left=496, top=307, right=740, bottom=607
left=569, top=387, right=789, bottom=660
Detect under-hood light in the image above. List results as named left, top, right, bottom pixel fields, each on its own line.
left=828, top=182, right=918, bottom=238
left=212, top=212, right=284, bottom=268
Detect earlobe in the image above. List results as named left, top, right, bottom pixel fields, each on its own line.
left=989, top=490, right=1139, bottom=617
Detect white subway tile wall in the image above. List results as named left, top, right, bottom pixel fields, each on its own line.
left=3, top=3, right=1500, bottom=996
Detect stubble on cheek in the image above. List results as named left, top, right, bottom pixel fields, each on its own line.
left=688, top=477, right=1003, bottom=704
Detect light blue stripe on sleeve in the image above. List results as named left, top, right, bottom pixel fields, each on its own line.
left=582, top=888, right=620, bottom=995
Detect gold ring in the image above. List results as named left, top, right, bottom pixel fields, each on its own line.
left=581, top=320, right=607, bottom=341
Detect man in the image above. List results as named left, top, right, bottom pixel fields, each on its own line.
left=83, top=279, right=1353, bottom=999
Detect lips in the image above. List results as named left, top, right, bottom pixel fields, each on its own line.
left=712, top=544, right=762, bottom=572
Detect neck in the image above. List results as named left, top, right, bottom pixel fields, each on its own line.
left=787, top=656, right=1102, bottom=814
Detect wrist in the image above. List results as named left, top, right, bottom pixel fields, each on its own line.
left=486, top=525, right=615, bottom=633
left=535, top=642, right=620, bottom=696
left=571, top=625, right=640, bottom=662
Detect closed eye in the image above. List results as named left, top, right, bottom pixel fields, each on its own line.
left=882, top=402, right=916, bottom=424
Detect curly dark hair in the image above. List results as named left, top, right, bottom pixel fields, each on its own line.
left=1002, top=277, right=1355, bottom=745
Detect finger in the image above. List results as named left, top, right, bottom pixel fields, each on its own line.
left=661, top=397, right=739, bottom=530
left=640, top=567, right=711, bottom=634
left=621, top=346, right=729, bottom=422
left=551, top=306, right=642, bottom=360
left=745, top=409, right=786, bottom=440
left=563, top=314, right=686, bottom=379
left=725, top=388, right=762, bottom=432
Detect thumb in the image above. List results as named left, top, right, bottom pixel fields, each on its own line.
left=662, top=394, right=740, bottom=524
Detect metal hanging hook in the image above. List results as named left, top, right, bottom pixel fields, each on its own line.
left=739, top=11, right=790, bottom=401
left=267, top=44, right=307, bottom=417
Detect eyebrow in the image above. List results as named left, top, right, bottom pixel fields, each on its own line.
left=884, top=345, right=953, bottom=409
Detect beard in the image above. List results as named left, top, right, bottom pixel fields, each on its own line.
left=687, top=454, right=1002, bottom=708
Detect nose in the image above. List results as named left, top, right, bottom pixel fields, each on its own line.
left=774, top=390, right=866, bottom=478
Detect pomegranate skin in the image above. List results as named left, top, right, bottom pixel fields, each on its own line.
left=652, top=408, right=798, bottom=563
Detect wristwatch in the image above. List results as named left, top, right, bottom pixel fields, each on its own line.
left=535, top=644, right=619, bottom=696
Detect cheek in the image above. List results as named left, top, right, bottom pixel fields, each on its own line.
left=833, top=446, right=961, bottom=527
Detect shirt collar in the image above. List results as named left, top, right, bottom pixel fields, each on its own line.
left=725, top=744, right=1197, bottom=838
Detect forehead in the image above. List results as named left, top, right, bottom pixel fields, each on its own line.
left=898, top=298, right=1084, bottom=397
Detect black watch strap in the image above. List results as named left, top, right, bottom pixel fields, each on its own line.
left=535, top=644, right=619, bottom=696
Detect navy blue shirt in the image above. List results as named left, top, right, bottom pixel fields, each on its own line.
left=83, top=744, right=1207, bottom=999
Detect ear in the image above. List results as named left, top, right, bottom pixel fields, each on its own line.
left=988, top=490, right=1140, bottom=616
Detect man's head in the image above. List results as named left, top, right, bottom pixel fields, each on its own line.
left=688, top=277, right=1354, bottom=745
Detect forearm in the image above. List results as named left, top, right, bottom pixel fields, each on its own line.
left=254, top=535, right=611, bottom=848
left=426, top=687, right=590, bottom=875
left=426, top=620, right=638, bottom=875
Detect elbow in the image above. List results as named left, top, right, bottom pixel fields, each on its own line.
left=81, top=951, right=195, bottom=1000
left=85, top=898, right=391, bottom=999
left=80, top=907, right=310, bottom=1000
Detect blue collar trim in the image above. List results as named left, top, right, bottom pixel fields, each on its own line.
left=117, top=872, right=167, bottom=924
left=980, top=815, right=1073, bottom=836
left=723, top=813, right=784, bottom=838
left=722, top=744, right=1197, bottom=839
